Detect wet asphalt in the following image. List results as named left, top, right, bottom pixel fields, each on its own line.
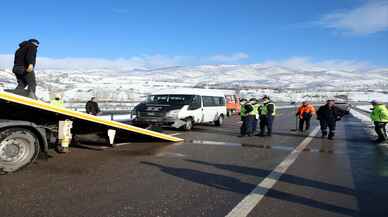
left=1, top=108, right=388, bottom=217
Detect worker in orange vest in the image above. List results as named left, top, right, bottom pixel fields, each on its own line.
left=296, top=101, right=316, bottom=132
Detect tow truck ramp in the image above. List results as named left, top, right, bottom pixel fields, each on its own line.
left=0, top=91, right=183, bottom=143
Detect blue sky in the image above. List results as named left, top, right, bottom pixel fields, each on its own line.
left=0, top=0, right=387, bottom=68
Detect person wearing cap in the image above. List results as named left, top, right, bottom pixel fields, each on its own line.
left=296, top=101, right=316, bottom=132
left=249, top=98, right=260, bottom=134
left=86, top=97, right=101, bottom=116
left=238, top=98, right=254, bottom=137
left=370, top=100, right=388, bottom=143
left=12, top=39, right=40, bottom=99
left=257, top=95, right=276, bottom=137
left=50, top=94, right=65, bottom=107
left=317, top=100, right=344, bottom=140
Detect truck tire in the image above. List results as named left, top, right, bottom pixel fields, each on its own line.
left=0, top=128, right=40, bottom=174
left=215, top=115, right=224, bottom=127
left=183, top=118, right=193, bottom=131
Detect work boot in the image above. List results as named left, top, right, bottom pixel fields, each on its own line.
left=28, top=91, right=37, bottom=100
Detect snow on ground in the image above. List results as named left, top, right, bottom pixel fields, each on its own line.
left=1, top=63, right=387, bottom=103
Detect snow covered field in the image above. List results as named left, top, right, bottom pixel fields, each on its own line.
left=1, top=63, right=387, bottom=103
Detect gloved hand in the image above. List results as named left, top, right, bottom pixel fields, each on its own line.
left=26, top=64, right=34, bottom=73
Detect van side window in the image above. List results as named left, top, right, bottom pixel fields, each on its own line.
left=203, top=96, right=225, bottom=107
left=189, top=95, right=202, bottom=110
left=217, top=97, right=226, bottom=106
left=203, top=96, right=215, bottom=107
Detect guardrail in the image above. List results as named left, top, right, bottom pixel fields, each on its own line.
left=65, top=101, right=141, bottom=122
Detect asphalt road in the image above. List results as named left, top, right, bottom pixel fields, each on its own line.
left=1, top=108, right=388, bottom=217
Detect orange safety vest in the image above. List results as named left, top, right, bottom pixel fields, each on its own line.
left=297, top=104, right=316, bottom=118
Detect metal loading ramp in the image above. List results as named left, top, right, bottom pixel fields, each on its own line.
left=0, top=91, right=184, bottom=143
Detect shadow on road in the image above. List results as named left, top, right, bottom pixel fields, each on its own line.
left=141, top=161, right=358, bottom=216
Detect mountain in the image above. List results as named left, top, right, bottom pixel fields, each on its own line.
left=0, top=64, right=387, bottom=102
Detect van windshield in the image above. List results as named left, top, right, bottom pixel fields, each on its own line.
left=146, top=95, right=194, bottom=105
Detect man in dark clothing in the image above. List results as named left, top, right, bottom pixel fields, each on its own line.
left=317, top=100, right=344, bottom=140
left=86, top=97, right=101, bottom=115
left=239, top=99, right=254, bottom=137
left=12, top=39, right=39, bottom=99
left=257, top=96, right=276, bottom=137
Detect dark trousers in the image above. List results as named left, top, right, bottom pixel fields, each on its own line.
left=251, top=116, right=258, bottom=133
left=13, top=66, right=36, bottom=94
left=374, top=122, right=387, bottom=141
left=299, top=117, right=311, bottom=131
left=320, top=120, right=336, bottom=138
left=259, top=116, right=274, bottom=136
left=241, top=115, right=254, bottom=136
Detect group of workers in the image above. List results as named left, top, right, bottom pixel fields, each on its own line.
left=239, top=98, right=388, bottom=143
left=239, top=95, right=276, bottom=137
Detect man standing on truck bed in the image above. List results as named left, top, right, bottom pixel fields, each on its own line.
left=86, top=97, right=101, bottom=115
left=12, top=39, right=40, bottom=99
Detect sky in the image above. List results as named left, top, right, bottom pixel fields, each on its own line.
left=0, top=0, right=387, bottom=69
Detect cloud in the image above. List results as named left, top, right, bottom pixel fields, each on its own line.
left=0, top=52, right=249, bottom=71
left=320, top=1, right=388, bottom=34
left=0, top=54, right=189, bottom=71
left=0, top=53, right=249, bottom=71
left=208, top=52, right=249, bottom=63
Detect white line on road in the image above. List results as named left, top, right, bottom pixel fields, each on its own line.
left=225, top=126, right=320, bottom=217
left=169, top=133, right=183, bottom=136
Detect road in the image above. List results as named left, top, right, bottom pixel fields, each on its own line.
left=1, top=108, right=388, bottom=217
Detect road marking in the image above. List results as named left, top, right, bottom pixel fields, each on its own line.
left=169, top=133, right=183, bottom=136
left=225, top=126, right=320, bottom=217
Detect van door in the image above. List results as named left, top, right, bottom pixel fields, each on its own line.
left=202, top=96, right=217, bottom=122
left=187, top=95, right=203, bottom=123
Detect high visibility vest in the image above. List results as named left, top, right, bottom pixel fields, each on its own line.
left=260, top=103, right=276, bottom=116
left=250, top=104, right=260, bottom=116
left=240, top=104, right=247, bottom=117
left=51, top=99, right=65, bottom=107
left=371, top=104, right=388, bottom=122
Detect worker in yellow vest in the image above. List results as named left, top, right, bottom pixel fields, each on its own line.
left=257, top=95, right=276, bottom=137
left=370, top=100, right=388, bottom=143
left=50, top=94, right=65, bottom=107
left=249, top=98, right=260, bottom=134
left=239, top=98, right=253, bottom=137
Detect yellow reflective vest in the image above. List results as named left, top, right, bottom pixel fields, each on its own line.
left=260, top=103, right=276, bottom=116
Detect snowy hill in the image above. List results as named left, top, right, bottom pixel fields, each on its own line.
left=0, top=64, right=387, bottom=102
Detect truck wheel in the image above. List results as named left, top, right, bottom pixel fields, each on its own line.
left=183, top=118, right=193, bottom=131
left=0, top=128, right=40, bottom=174
left=215, top=115, right=224, bottom=127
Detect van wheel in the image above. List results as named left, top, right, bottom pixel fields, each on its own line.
left=0, top=128, right=40, bottom=174
left=215, top=115, right=224, bottom=127
left=184, top=118, right=193, bottom=131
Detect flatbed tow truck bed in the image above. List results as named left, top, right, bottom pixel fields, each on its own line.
left=0, top=91, right=183, bottom=174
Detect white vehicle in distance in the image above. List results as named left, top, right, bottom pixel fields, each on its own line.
left=131, top=88, right=227, bottom=130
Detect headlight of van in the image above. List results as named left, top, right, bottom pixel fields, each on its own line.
left=166, top=110, right=180, bottom=118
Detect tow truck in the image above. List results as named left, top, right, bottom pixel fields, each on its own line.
left=0, top=90, right=183, bottom=174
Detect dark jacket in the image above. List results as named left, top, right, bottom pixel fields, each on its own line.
left=317, top=105, right=344, bottom=123
left=14, top=41, right=37, bottom=68
left=86, top=101, right=100, bottom=115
